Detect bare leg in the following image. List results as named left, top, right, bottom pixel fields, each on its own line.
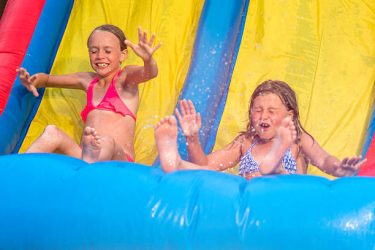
left=154, top=116, right=202, bottom=172
left=81, top=126, right=101, bottom=163
left=272, top=116, right=297, bottom=156
left=95, top=136, right=128, bottom=161
left=260, top=117, right=297, bottom=174
left=81, top=126, right=129, bottom=163
left=25, top=125, right=81, bottom=158
left=154, top=116, right=181, bottom=172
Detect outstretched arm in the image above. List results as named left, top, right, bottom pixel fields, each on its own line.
left=124, top=26, right=161, bottom=84
left=300, top=132, right=366, bottom=177
left=17, top=67, right=89, bottom=97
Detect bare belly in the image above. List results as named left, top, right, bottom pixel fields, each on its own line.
left=84, top=109, right=136, bottom=157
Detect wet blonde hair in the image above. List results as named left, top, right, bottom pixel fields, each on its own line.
left=241, top=80, right=309, bottom=144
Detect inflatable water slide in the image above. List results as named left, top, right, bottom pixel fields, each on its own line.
left=0, top=0, right=375, bottom=249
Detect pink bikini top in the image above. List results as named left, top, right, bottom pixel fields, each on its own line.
left=81, top=71, right=137, bottom=122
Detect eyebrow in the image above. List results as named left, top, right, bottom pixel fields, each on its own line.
left=89, top=46, right=114, bottom=49
left=268, top=107, right=278, bottom=110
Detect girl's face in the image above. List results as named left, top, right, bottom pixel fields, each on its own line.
left=88, top=30, right=126, bottom=77
left=250, top=93, right=292, bottom=141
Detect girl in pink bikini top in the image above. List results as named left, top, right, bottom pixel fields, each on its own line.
left=18, top=24, right=161, bottom=164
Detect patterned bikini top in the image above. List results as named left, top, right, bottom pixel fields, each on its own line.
left=238, top=140, right=297, bottom=176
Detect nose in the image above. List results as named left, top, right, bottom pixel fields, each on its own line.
left=259, top=110, right=268, bottom=120
left=96, top=50, right=104, bottom=59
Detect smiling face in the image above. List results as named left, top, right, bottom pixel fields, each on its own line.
left=250, top=92, right=292, bottom=141
left=88, top=30, right=127, bottom=77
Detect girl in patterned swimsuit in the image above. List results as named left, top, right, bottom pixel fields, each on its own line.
left=17, top=24, right=161, bottom=163
left=155, top=80, right=365, bottom=179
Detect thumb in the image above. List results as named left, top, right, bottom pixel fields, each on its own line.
left=196, top=113, right=201, bottom=126
left=125, top=40, right=136, bottom=50
left=29, top=85, right=39, bottom=97
left=152, top=42, right=162, bottom=54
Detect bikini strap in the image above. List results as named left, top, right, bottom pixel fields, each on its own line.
left=88, top=78, right=99, bottom=106
left=110, top=70, right=123, bottom=87
left=249, top=140, right=257, bottom=150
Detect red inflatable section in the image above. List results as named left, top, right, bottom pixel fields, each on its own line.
left=0, top=0, right=45, bottom=114
left=358, top=137, right=375, bottom=176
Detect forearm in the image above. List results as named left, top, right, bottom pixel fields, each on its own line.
left=42, top=73, right=87, bottom=89
left=33, top=73, right=50, bottom=88
left=185, top=135, right=208, bottom=165
left=143, top=57, right=158, bottom=79
left=319, top=155, right=341, bottom=176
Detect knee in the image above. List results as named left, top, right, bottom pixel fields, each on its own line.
left=43, top=125, right=63, bottom=138
left=100, top=135, right=116, bottom=148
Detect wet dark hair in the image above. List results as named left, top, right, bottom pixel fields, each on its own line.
left=241, top=80, right=312, bottom=146
left=87, top=24, right=127, bottom=50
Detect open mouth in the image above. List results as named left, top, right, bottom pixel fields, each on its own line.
left=96, top=63, right=109, bottom=68
left=257, top=122, right=271, bottom=134
left=259, top=122, right=270, bottom=129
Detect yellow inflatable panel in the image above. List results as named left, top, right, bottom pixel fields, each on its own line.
left=216, top=0, right=375, bottom=177
left=20, top=0, right=204, bottom=165
left=21, top=0, right=375, bottom=179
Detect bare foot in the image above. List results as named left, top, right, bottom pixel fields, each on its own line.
left=275, top=116, right=296, bottom=150
left=154, top=116, right=181, bottom=172
left=261, top=116, right=297, bottom=174
left=81, top=126, right=101, bottom=163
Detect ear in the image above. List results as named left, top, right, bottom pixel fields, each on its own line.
left=120, top=49, right=128, bottom=63
left=287, top=110, right=294, bottom=120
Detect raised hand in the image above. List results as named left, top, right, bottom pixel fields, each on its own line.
left=175, top=99, right=201, bottom=137
left=334, top=156, right=367, bottom=176
left=125, top=26, right=161, bottom=62
left=16, top=67, right=46, bottom=97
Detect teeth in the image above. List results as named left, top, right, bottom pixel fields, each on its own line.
left=98, top=63, right=107, bottom=67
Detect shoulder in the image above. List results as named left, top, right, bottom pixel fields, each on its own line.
left=117, top=67, right=135, bottom=86
left=119, top=68, right=129, bottom=79
left=300, top=131, right=316, bottom=148
left=290, top=143, right=303, bottom=160
left=229, top=134, right=252, bottom=155
left=74, top=72, right=96, bottom=86
left=289, top=142, right=308, bottom=171
left=75, top=72, right=96, bottom=90
left=74, top=72, right=95, bottom=80
left=122, top=65, right=139, bottom=77
left=231, top=134, right=247, bottom=146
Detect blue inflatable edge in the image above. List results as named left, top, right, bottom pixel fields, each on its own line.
left=0, top=0, right=74, bottom=154
left=174, top=0, right=249, bottom=162
left=1, top=153, right=375, bottom=250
